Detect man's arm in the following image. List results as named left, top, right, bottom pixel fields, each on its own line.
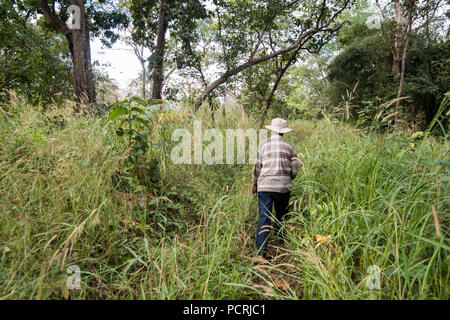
left=291, top=157, right=301, bottom=179
left=252, top=147, right=262, bottom=196
left=252, top=159, right=261, bottom=185
left=290, top=146, right=301, bottom=180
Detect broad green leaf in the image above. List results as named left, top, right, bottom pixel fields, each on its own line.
left=110, top=99, right=129, bottom=109
left=135, top=118, right=149, bottom=128
left=115, top=127, right=125, bottom=137
left=108, top=106, right=128, bottom=120
left=130, top=107, right=145, bottom=114
left=133, top=135, right=148, bottom=147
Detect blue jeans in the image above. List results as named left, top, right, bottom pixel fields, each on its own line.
left=256, top=191, right=290, bottom=256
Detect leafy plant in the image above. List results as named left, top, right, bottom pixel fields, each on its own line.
left=108, top=97, right=161, bottom=192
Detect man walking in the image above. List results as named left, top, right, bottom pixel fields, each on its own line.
left=252, top=118, right=300, bottom=259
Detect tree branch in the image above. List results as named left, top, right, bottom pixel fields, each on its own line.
left=38, top=0, right=70, bottom=35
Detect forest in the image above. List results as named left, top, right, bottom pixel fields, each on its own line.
left=0, top=0, right=449, bottom=300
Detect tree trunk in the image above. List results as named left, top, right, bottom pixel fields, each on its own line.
left=68, top=0, right=96, bottom=104
left=39, top=0, right=96, bottom=105
left=392, top=1, right=403, bottom=75
left=141, top=59, right=146, bottom=99
left=151, top=0, right=168, bottom=101
left=393, top=4, right=414, bottom=126
left=394, top=31, right=410, bottom=117
left=2, top=47, right=10, bottom=102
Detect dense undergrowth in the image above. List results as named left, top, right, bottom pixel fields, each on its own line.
left=0, top=97, right=448, bottom=299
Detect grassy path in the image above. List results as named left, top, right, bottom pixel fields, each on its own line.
left=0, top=103, right=448, bottom=299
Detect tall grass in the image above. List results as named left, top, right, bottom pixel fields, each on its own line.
left=286, top=120, right=448, bottom=299
left=0, top=98, right=448, bottom=299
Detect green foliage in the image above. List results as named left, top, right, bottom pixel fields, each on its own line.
left=129, top=0, right=208, bottom=69
left=327, top=17, right=450, bottom=129
left=327, top=28, right=394, bottom=111
left=426, top=91, right=450, bottom=137
left=406, top=36, right=450, bottom=126
left=211, top=0, right=355, bottom=75
left=34, top=0, right=130, bottom=47
left=108, top=97, right=161, bottom=192
left=287, top=118, right=449, bottom=299
left=284, top=54, right=333, bottom=120
left=238, top=52, right=332, bottom=122
left=0, top=0, right=73, bottom=104
left=86, top=0, right=130, bottom=47
left=0, top=0, right=130, bottom=105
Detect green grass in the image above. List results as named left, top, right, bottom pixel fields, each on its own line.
left=0, top=99, right=448, bottom=299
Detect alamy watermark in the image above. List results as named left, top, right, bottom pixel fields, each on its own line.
left=170, top=121, right=268, bottom=165
left=66, top=264, right=81, bottom=290
left=365, top=8, right=382, bottom=30
left=366, top=265, right=381, bottom=290
left=66, top=5, right=81, bottom=30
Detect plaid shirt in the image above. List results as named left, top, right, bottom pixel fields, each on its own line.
left=252, top=133, right=299, bottom=193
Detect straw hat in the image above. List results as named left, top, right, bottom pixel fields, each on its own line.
left=265, top=118, right=292, bottom=134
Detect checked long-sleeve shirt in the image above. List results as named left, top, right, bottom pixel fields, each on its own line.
left=252, top=133, right=300, bottom=193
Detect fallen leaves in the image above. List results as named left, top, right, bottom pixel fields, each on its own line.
left=314, top=234, right=331, bottom=248
left=273, top=279, right=290, bottom=290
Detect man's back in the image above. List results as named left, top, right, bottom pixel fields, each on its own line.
left=252, top=133, right=297, bottom=193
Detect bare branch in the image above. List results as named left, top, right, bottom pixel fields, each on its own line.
left=250, top=15, right=275, bottom=59
left=415, top=0, right=444, bottom=30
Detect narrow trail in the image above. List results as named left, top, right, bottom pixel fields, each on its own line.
left=249, top=238, right=304, bottom=298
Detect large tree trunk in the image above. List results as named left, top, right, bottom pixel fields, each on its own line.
left=68, top=1, right=95, bottom=104
left=39, top=0, right=96, bottom=105
left=151, top=0, right=168, bottom=101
